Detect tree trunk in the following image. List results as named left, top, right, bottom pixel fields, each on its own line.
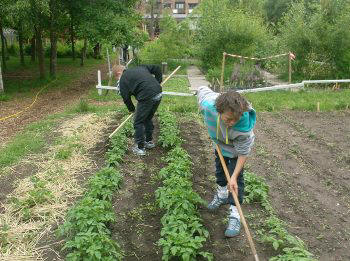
left=70, top=18, right=75, bottom=60
left=0, top=62, right=4, bottom=93
left=35, top=26, right=45, bottom=79
left=0, top=21, right=7, bottom=71
left=18, top=23, right=25, bottom=66
left=80, top=38, right=87, bottom=66
left=49, top=30, right=57, bottom=78
left=31, top=36, right=36, bottom=62
left=93, top=43, right=101, bottom=59
left=49, top=0, right=58, bottom=78
left=150, top=2, right=155, bottom=39
left=3, top=32, right=9, bottom=61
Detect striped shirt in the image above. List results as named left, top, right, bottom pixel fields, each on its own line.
left=197, top=86, right=256, bottom=158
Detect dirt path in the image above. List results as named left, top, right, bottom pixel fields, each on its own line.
left=0, top=63, right=108, bottom=146
left=110, top=120, right=163, bottom=260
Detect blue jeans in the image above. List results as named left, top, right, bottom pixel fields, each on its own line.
left=214, top=150, right=244, bottom=205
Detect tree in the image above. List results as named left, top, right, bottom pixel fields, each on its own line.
left=28, top=0, right=50, bottom=79
left=70, top=0, right=140, bottom=66
left=196, top=0, right=270, bottom=69
left=0, top=0, right=11, bottom=71
left=264, top=0, right=294, bottom=26
left=0, top=61, right=3, bottom=93
left=11, top=0, right=34, bottom=66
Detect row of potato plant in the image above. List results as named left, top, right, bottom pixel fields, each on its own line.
left=244, top=172, right=315, bottom=260
left=58, top=115, right=133, bottom=260
left=156, top=110, right=212, bottom=261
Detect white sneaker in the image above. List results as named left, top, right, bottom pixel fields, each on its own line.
left=144, top=141, right=156, bottom=149
left=132, top=145, right=146, bottom=156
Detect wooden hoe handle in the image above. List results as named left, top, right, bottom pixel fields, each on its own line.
left=215, top=144, right=259, bottom=261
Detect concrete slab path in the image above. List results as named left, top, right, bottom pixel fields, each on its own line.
left=187, top=66, right=210, bottom=91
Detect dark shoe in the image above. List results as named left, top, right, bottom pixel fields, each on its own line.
left=207, top=194, right=229, bottom=211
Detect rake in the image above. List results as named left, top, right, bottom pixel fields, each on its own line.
left=215, top=144, right=260, bottom=261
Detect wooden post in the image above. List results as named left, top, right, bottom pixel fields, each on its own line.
left=107, top=48, right=111, bottom=77
left=288, top=52, right=292, bottom=84
left=162, top=62, right=168, bottom=75
left=220, top=52, right=226, bottom=92
left=317, top=102, right=320, bottom=112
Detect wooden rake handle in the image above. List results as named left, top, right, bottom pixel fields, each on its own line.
left=215, top=144, right=259, bottom=261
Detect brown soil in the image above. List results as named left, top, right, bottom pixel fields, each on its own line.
left=248, top=111, right=350, bottom=261
left=110, top=120, right=164, bottom=260
left=2, top=70, right=349, bottom=261
left=108, top=110, right=349, bottom=260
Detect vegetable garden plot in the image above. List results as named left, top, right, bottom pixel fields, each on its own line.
left=249, top=112, right=350, bottom=260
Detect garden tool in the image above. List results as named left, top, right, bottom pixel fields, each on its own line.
left=215, top=144, right=260, bottom=261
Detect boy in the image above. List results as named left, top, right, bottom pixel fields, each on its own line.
left=113, top=64, right=163, bottom=156
left=197, top=86, right=256, bottom=237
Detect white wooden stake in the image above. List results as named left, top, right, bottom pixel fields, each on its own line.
left=97, top=70, right=102, bottom=95
left=107, top=48, right=111, bottom=77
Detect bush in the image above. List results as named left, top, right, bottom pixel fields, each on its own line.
left=195, top=0, right=271, bottom=70
left=7, top=44, right=19, bottom=57
left=276, top=1, right=350, bottom=80
left=138, top=12, right=193, bottom=64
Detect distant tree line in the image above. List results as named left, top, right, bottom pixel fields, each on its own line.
left=0, top=0, right=146, bottom=79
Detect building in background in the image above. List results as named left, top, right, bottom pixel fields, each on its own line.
left=139, top=0, right=201, bottom=37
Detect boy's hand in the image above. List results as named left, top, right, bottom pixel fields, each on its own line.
left=229, top=176, right=238, bottom=196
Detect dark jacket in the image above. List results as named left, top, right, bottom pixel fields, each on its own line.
left=119, top=65, right=162, bottom=112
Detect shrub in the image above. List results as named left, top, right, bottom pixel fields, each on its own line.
left=7, top=44, right=19, bottom=57
left=195, top=0, right=271, bottom=70
left=138, top=12, right=193, bottom=64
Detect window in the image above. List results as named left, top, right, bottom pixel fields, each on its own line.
left=163, top=3, right=171, bottom=9
left=175, top=2, right=185, bottom=9
left=188, top=3, right=197, bottom=9
left=175, top=2, right=185, bottom=13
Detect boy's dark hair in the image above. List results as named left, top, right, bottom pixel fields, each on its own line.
left=215, top=91, right=249, bottom=119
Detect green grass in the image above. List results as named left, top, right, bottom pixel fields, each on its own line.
left=0, top=117, right=59, bottom=169
left=244, top=88, right=350, bottom=112
left=2, top=56, right=105, bottom=97
left=0, top=93, right=11, bottom=101
left=163, top=76, right=191, bottom=93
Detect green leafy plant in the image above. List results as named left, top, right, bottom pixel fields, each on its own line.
left=156, top=112, right=212, bottom=260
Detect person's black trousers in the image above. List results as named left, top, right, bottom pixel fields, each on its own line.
left=214, top=150, right=245, bottom=205
left=134, top=98, right=161, bottom=148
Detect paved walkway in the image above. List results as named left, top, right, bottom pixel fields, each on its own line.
left=187, top=66, right=210, bottom=91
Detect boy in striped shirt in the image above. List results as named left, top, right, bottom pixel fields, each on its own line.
left=197, top=86, right=256, bottom=237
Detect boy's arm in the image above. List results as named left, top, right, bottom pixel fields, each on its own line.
left=230, top=155, right=247, bottom=196
left=145, top=65, right=162, bottom=83
left=197, top=86, right=218, bottom=109
left=119, top=81, right=135, bottom=112
left=229, top=134, right=255, bottom=195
